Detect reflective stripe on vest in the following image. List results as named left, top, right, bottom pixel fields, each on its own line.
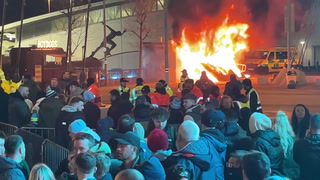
left=247, top=88, right=262, bottom=111
left=234, top=101, right=250, bottom=109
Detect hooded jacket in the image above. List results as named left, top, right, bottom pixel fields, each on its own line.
left=153, top=88, right=170, bottom=107
left=0, top=156, right=26, bottom=180
left=164, top=138, right=215, bottom=180
left=293, top=134, right=320, bottom=180
left=55, top=105, right=85, bottom=148
left=8, top=91, right=31, bottom=127
left=185, top=105, right=202, bottom=127
left=38, top=97, right=65, bottom=128
left=251, top=129, right=284, bottom=173
left=0, top=87, right=9, bottom=123
left=201, top=129, right=227, bottom=180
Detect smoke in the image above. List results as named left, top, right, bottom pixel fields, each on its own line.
left=168, top=0, right=289, bottom=47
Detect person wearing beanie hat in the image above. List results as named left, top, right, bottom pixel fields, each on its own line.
left=68, top=119, right=87, bottom=140
left=147, top=129, right=169, bottom=152
left=83, top=91, right=95, bottom=102
left=133, top=123, right=145, bottom=140
left=242, top=78, right=263, bottom=113
left=170, top=97, right=181, bottom=110
left=167, top=97, right=184, bottom=125
left=83, top=91, right=100, bottom=129
left=46, top=89, right=58, bottom=98
left=250, top=112, right=284, bottom=174
left=164, top=120, right=216, bottom=180
left=158, top=79, right=173, bottom=96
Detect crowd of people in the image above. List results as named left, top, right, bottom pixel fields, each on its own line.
left=0, top=69, right=319, bottom=180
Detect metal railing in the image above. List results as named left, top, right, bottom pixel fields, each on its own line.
left=42, top=139, right=70, bottom=173
left=21, top=127, right=55, bottom=140
left=0, top=122, right=18, bottom=136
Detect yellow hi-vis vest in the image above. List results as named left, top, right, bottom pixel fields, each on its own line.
left=247, top=88, right=262, bottom=112
left=118, top=86, right=130, bottom=95
left=131, top=85, right=144, bottom=103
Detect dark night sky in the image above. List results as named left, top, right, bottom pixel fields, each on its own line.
left=0, top=0, right=314, bottom=25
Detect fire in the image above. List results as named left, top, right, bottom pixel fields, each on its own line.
left=175, top=18, right=249, bottom=82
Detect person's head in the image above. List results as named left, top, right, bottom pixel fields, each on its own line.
left=115, top=169, right=145, bottom=180
left=242, top=78, right=252, bottom=91
left=220, top=95, right=233, bottom=109
left=133, top=123, right=145, bottom=140
left=69, top=119, right=87, bottom=141
left=292, top=104, right=310, bottom=120
left=29, top=163, right=55, bottom=180
left=83, top=91, right=95, bottom=102
left=166, top=164, right=191, bottom=180
left=109, top=89, right=120, bottom=103
left=201, top=102, right=215, bottom=113
left=136, top=78, right=144, bottom=86
left=75, top=152, right=97, bottom=178
left=50, top=78, right=58, bottom=88
left=151, top=107, right=170, bottom=130
left=115, top=132, right=140, bottom=161
left=18, top=85, right=29, bottom=99
left=87, top=78, right=95, bottom=87
left=210, top=85, right=220, bottom=97
left=201, top=109, right=225, bottom=130
left=249, top=112, right=272, bottom=134
left=227, top=150, right=249, bottom=168
left=182, top=93, right=197, bottom=110
left=181, top=69, right=187, bottom=76
left=69, top=81, right=81, bottom=94
left=147, top=129, right=169, bottom=152
left=135, top=95, right=148, bottom=105
left=310, top=114, right=320, bottom=132
left=291, top=104, right=311, bottom=137
left=181, top=89, right=191, bottom=97
left=184, top=79, right=194, bottom=90
left=5, top=135, right=26, bottom=163
left=117, top=114, right=135, bottom=133
left=230, top=74, right=237, bottom=81
left=273, top=111, right=295, bottom=158
left=0, top=131, right=6, bottom=156
left=176, top=120, right=200, bottom=150
left=69, top=97, right=84, bottom=111
left=94, top=153, right=111, bottom=179
left=170, top=97, right=181, bottom=110
left=62, top=71, right=70, bottom=80
left=141, top=86, right=151, bottom=95
left=158, top=79, right=167, bottom=87
left=120, top=78, right=129, bottom=87
left=242, top=151, right=271, bottom=180
left=74, top=133, right=96, bottom=155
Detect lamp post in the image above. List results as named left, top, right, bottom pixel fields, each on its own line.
left=286, top=0, right=292, bottom=71
left=164, top=0, right=169, bottom=84
left=0, top=0, right=8, bottom=68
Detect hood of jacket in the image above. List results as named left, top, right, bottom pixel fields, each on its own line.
left=220, top=121, right=240, bottom=137
left=9, top=91, right=24, bottom=101
left=61, top=105, right=78, bottom=112
left=201, top=129, right=227, bottom=154
left=0, top=157, right=24, bottom=175
left=252, top=129, right=281, bottom=147
left=70, top=87, right=83, bottom=97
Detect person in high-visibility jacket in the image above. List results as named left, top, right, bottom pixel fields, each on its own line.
left=158, top=79, right=173, bottom=96
left=118, top=78, right=130, bottom=95
left=178, top=69, right=189, bottom=92
left=242, top=78, right=263, bottom=113
left=131, top=78, right=144, bottom=104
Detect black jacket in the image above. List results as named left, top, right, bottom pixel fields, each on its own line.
left=293, top=134, right=320, bottom=180
left=168, top=108, right=183, bottom=125
left=0, top=87, right=9, bottom=123
left=38, top=97, right=65, bottom=128
left=251, top=129, right=284, bottom=173
left=83, top=101, right=101, bottom=129
left=55, top=105, right=85, bottom=148
left=8, top=91, right=31, bottom=127
left=185, top=105, right=202, bottom=127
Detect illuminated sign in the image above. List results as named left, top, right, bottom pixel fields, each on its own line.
left=37, top=40, right=58, bottom=48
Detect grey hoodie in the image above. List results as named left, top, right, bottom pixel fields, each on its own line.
left=0, top=156, right=26, bottom=180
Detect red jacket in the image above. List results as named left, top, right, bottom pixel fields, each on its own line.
left=87, top=84, right=102, bottom=107
left=153, top=92, right=170, bottom=107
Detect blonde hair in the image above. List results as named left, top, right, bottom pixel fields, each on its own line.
left=29, top=163, right=55, bottom=180
left=273, top=111, right=295, bottom=158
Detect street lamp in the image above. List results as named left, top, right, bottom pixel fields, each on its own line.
left=300, top=41, right=305, bottom=45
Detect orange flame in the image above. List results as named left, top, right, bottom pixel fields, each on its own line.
left=175, top=18, right=249, bottom=82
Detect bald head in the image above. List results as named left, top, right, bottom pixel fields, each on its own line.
left=115, top=169, right=145, bottom=180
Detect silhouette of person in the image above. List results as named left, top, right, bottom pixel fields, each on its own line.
left=90, top=23, right=126, bottom=57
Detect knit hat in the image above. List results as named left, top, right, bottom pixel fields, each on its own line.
left=114, top=131, right=141, bottom=149
left=242, top=78, right=252, bottom=87
left=81, top=127, right=101, bottom=142
left=69, top=119, right=87, bottom=133
left=201, top=109, right=225, bottom=127
left=147, top=129, right=169, bottom=152
left=133, top=123, right=145, bottom=140
left=178, top=120, right=200, bottom=142
left=249, top=112, right=272, bottom=134
left=46, top=89, right=57, bottom=98
left=83, top=91, right=95, bottom=101
left=170, top=97, right=181, bottom=110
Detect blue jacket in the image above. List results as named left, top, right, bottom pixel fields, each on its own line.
left=164, top=138, right=215, bottom=180
left=201, top=129, right=228, bottom=180
left=0, top=156, right=26, bottom=180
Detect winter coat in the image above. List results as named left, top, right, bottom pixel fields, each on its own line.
left=191, top=86, right=204, bottom=100
left=23, top=79, right=40, bottom=104
left=223, top=80, right=242, bottom=98
left=107, top=100, right=133, bottom=128
left=195, top=78, right=215, bottom=99
left=38, top=97, right=65, bottom=128
left=0, top=156, right=27, bottom=180
left=83, top=101, right=101, bottom=129
left=163, top=138, right=216, bottom=180
left=153, top=92, right=170, bottom=107
left=133, top=104, right=152, bottom=122
left=219, top=107, right=239, bottom=122
left=96, top=117, right=114, bottom=143
left=55, top=105, right=85, bottom=148
left=283, top=136, right=300, bottom=180
left=251, top=129, right=284, bottom=173
left=8, top=91, right=31, bottom=127
left=100, top=173, right=113, bottom=180
left=87, top=83, right=101, bottom=107
left=168, top=108, right=184, bottom=125
left=67, top=87, right=83, bottom=104
left=201, top=129, right=227, bottom=180
left=0, top=87, right=9, bottom=123
left=233, top=94, right=252, bottom=132
left=293, top=134, right=320, bottom=180
left=185, top=105, right=202, bottom=127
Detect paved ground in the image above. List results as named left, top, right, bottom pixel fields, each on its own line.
left=99, top=81, right=320, bottom=119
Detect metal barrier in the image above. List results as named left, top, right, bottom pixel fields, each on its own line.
left=21, top=127, right=55, bottom=140
left=0, top=122, right=18, bottom=136
left=42, top=139, right=70, bottom=173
